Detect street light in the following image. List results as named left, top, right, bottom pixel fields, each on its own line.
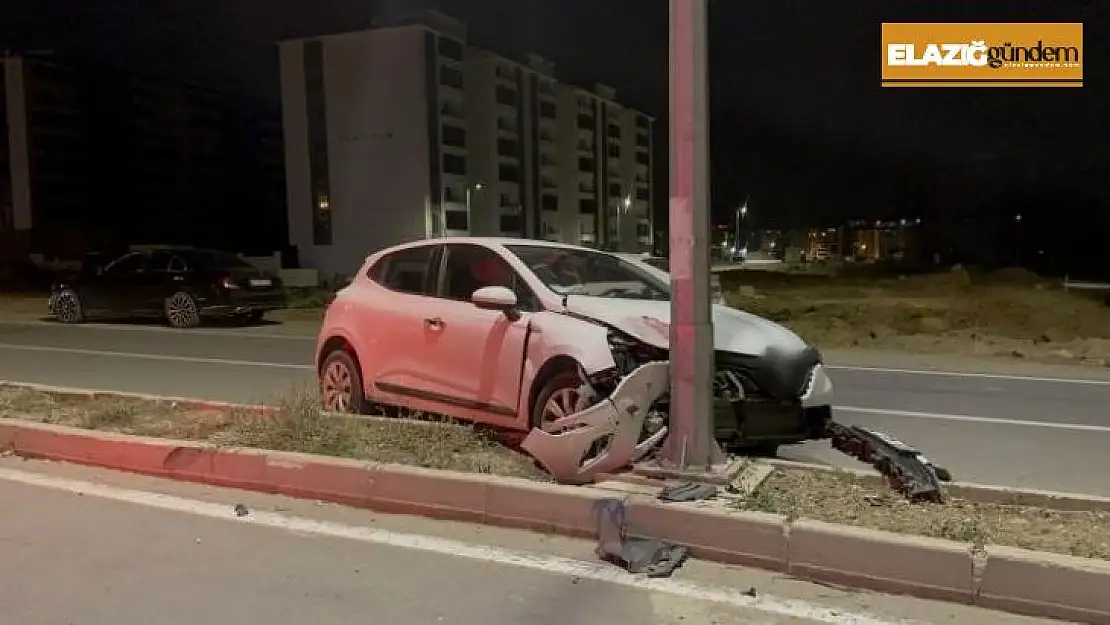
left=461, top=182, right=483, bottom=235
left=614, top=193, right=632, bottom=251
left=734, top=197, right=749, bottom=261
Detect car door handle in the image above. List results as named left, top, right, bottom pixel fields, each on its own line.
left=424, top=317, right=445, bottom=330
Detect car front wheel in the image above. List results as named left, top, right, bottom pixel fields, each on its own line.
left=52, top=289, right=85, bottom=324
left=531, top=371, right=589, bottom=432
left=320, top=350, right=365, bottom=414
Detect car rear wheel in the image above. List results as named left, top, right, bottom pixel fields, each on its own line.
left=165, top=292, right=201, bottom=328
left=53, top=289, right=85, bottom=324
left=532, top=371, right=589, bottom=432
left=320, top=350, right=365, bottom=414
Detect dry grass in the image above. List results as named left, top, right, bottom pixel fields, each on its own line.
left=742, top=468, right=1110, bottom=560
left=0, top=385, right=544, bottom=480
left=723, top=267, right=1110, bottom=366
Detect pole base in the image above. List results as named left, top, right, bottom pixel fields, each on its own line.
left=633, top=454, right=742, bottom=486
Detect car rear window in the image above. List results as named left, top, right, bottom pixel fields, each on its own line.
left=176, top=250, right=254, bottom=270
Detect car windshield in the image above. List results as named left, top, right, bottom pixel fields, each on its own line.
left=177, top=249, right=254, bottom=270
left=507, top=245, right=670, bottom=300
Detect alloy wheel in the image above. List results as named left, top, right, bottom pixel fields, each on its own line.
left=321, top=361, right=353, bottom=412
left=54, top=291, right=81, bottom=323
left=166, top=292, right=200, bottom=328
left=541, top=387, right=588, bottom=433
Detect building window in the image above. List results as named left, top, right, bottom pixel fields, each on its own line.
left=635, top=134, right=649, bottom=148
left=607, top=144, right=620, bottom=158
left=497, top=137, right=518, bottom=157
left=636, top=187, right=649, bottom=201
left=445, top=210, right=468, bottom=231
left=541, top=194, right=558, bottom=212
left=577, top=113, right=594, bottom=129
left=539, top=101, right=556, bottom=119
left=440, top=66, right=463, bottom=89
left=304, top=40, right=332, bottom=246
left=608, top=183, right=623, bottom=197
left=635, top=115, right=649, bottom=129
left=442, top=124, right=466, bottom=148
left=437, top=37, right=465, bottom=62
left=635, top=152, right=650, bottom=165
left=607, top=124, right=620, bottom=137
left=495, top=85, right=516, bottom=106
left=496, top=117, right=517, bottom=133
left=498, top=164, right=519, bottom=182
left=579, top=199, right=597, bottom=214
left=443, top=154, right=467, bottom=175
left=636, top=222, right=651, bottom=238
left=578, top=157, right=594, bottom=173
left=499, top=214, right=522, bottom=234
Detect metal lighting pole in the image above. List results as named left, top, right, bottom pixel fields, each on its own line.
left=659, top=0, right=721, bottom=470
left=464, top=182, right=483, bottom=234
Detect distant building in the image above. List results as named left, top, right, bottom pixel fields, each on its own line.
left=1, top=54, right=86, bottom=237
left=277, top=11, right=656, bottom=276
left=1, top=53, right=286, bottom=256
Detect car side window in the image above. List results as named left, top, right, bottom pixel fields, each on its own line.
left=370, top=245, right=437, bottom=295
left=103, top=253, right=147, bottom=275
left=148, top=251, right=174, bottom=272
left=441, top=244, right=538, bottom=311
left=168, top=255, right=187, bottom=273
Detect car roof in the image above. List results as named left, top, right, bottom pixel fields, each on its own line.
left=366, top=236, right=617, bottom=263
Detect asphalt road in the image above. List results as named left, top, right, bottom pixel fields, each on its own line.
left=1, top=317, right=1110, bottom=495
left=0, top=456, right=1059, bottom=625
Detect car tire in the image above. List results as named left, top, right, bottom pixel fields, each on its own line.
left=319, top=349, right=366, bottom=414
left=165, top=291, right=201, bottom=328
left=52, top=288, right=85, bottom=324
left=531, top=371, right=586, bottom=431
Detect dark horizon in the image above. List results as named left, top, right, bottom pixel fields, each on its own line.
left=2, top=0, right=1107, bottom=274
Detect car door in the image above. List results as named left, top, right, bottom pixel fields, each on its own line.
left=419, top=243, right=534, bottom=427
left=86, top=252, right=150, bottom=315
left=362, top=244, right=445, bottom=403
left=136, top=250, right=182, bottom=313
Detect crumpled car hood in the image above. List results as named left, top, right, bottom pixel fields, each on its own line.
left=563, top=296, right=809, bottom=357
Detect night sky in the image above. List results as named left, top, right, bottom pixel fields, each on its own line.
left=3, top=1, right=1107, bottom=248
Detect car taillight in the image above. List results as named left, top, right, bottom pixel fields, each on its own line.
left=219, top=276, right=240, bottom=290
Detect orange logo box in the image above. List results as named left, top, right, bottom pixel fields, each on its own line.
left=880, top=23, right=1083, bottom=87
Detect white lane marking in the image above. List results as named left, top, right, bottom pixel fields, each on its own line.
left=829, top=364, right=1110, bottom=386
left=837, top=405, right=1110, bottom=433
left=0, top=467, right=908, bottom=625
left=0, top=318, right=315, bottom=341
left=0, top=343, right=314, bottom=371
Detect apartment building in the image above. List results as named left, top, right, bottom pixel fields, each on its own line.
left=1, top=54, right=85, bottom=236
left=278, top=11, right=655, bottom=277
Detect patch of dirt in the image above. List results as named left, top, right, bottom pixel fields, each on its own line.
left=723, top=270, right=1110, bottom=366
left=0, top=294, right=49, bottom=316
left=742, top=468, right=1110, bottom=560
left=0, top=385, right=544, bottom=480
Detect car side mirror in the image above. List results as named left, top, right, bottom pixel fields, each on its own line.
left=471, top=286, right=518, bottom=314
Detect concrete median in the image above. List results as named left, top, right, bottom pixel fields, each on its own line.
left=2, top=417, right=1110, bottom=622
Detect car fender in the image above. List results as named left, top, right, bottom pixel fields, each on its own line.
left=314, top=304, right=362, bottom=372
left=516, top=311, right=617, bottom=425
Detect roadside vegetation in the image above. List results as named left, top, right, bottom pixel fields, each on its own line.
left=720, top=266, right=1110, bottom=367
left=3, top=383, right=1109, bottom=561
left=0, top=384, right=543, bottom=479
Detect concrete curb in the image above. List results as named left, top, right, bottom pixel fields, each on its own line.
left=1, top=418, right=1109, bottom=623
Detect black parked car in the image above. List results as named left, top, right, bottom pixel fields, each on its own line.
left=48, top=246, right=287, bottom=328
